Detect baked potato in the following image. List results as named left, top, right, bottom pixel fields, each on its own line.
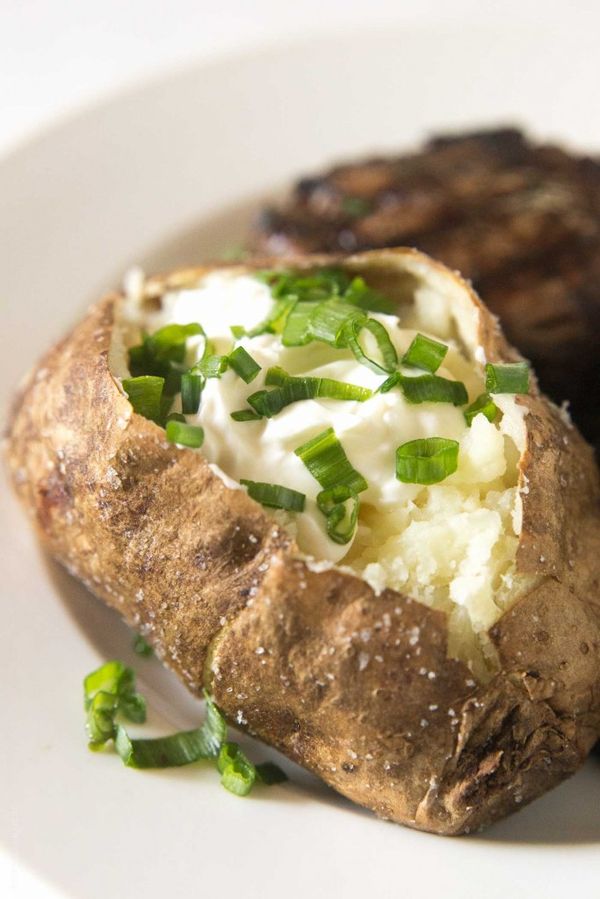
left=5, top=248, right=600, bottom=835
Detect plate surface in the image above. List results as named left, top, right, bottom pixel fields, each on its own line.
left=1, top=24, right=600, bottom=899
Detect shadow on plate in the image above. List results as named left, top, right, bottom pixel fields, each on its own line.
left=48, top=555, right=600, bottom=844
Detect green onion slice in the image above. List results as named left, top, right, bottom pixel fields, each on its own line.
left=485, top=362, right=530, bottom=394
left=230, top=325, right=246, bottom=340
left=379, top=372, right=468, bottom=406
left=295, top=427, right=368, bottom=494
left=396, top=437, right=459, bottom=485
left=248, top=370, right=371, bottom=417
left=132, top=633, right=153, bottom=657
left=83, top=660, right=146, bottom=748
left=308, top=301, right=365, bottom=347
left=317, top=485, right=360, bottom=545
left=166, top=420, right=204, bottom=448
left=115, top=693, right=227, bottom=769
left=240, top=479, right=305, bottom=512
left=146, top=322, right=204, bottom=362
left=343, top=317, right=398, bottom=374
left=181, top=372, right=204, bottom=414
left=122, top=376, right=165, bottom=424
left=227, top=346, right=261, bottom=383
left=281, top=300, right=319, bottom=347
left=230, top=409, right=263, bottom=422
left=217, top=742, right=257, bottom=797
left=464, top=393, right=499, bottom=426
left=403, top=333, right=448, bottom=373
left=193, top=354, right=229, bottom=379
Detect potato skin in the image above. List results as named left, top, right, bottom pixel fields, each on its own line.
left=5, top=249, right=600, bottom=834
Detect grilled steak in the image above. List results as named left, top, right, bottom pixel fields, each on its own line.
left=251, top=128, right=600, bottom=448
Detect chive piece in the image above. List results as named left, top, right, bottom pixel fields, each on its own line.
left=396, top=437, right=459, bottom=485
left=247, top=370, right=372, bottom=417
left=294, top=427, right=368, bottom=494
left=485, top=362, right=530, bottom=394
left=146, top=323, right=204, bottom=362
left=83, top=660, right=146, bottom=748
left=166, top=420, right=204, bottom=448
left=281, top=300, right=319, bottom=347
left=86, top=692, right=119, bottom=749
left=181, top=373, right=204, bottom=414
left=343, top=276, right=396, bottom=315
left=464, top=393, right=499, bottom=426
left=228, top=346, right=261, bottom=383
left=256, top=762, right=288, bottom=785
left=317, top=485, right=360, bottom=545
left=194, top=354, right=229, bottom=379
left=343, top=317, right=398, bottom=374
left=379, top=372, right=468, bottom=406
left=115, top=693, right=227, bottom=768
left=341, top=196, right=373, bottom=217
left=218, top=742, right=257, bottom=797
left=264, top=366, right=289, bottom=387
left=240, top=479, right=306, bottom=512
left=230, top=409, right=263, bottom=422
left=230, top=325, right=246, bottom=340
left=403, top=333, right=448, bottom=373
left=246, top=296, right=297, bottom=337
left=308, top=300, right=365, bottom=347
left=132, top=634, right=153, bottom=657
left=122, top=375, right=165, bottom=424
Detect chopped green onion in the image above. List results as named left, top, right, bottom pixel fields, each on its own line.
left=343, top=276, right=396, bottom=315
left=146, top=323, right=204, bottom=362
left=264, top=366, right=289, bottom=387
left=228, top=346, right=261, bottom=383
left=248, top=370, right=372, bottom=417
left=230, top=409, right=263, bottom=422
left=379, top=372, right=468, bottom=406
left=403, top=333, right=448, bottom=373
left=485, top=362, right=530, bottom=394
left=115, top=693, right=227, bottom=768
left=128, top=323, right=204, bottom=380
left=86, top=692, right=119, bottom=749
left=230, top=325, right=246, bottom=339
left=396, top=437, right=459, bottom=485
left=281, top=300, right=319, bottom=347
left=464, top=393, right=499, bottom=426
left=181, top=372, right=204, bottom=414
left=256, top=761, right=288, bottom=785
left=294, top=427, right=368, bottom=494
left=308, top=301, right=365, bottom=347
left=132, top=633, right=153, bottom=657
left=240, top=479, right=305, bottom=512
left=83, top=665, right=286, bottom=797
left=166, top=411, right=186, bottom=423
left=166, top=420, right=204, bottom=448
left=218, top=742, right=257, bottom=797
left=247, top=296, right=297, bottom=337
left=119, top=692, right=147, bottom=724
left=122, top=375, right=165, bottom=424
left=193, top=354, right=229, bottom=378
left=83, top=660, right=146, bottom=748
left=343, top=317, right=398, bottom=374
left=317, top=485, right=360, bottom=545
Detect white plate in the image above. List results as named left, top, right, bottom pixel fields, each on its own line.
left=2, top=23, right=600, bottom=899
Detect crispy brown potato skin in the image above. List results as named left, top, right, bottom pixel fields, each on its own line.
left=5, top=249, right=600, bottom=834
